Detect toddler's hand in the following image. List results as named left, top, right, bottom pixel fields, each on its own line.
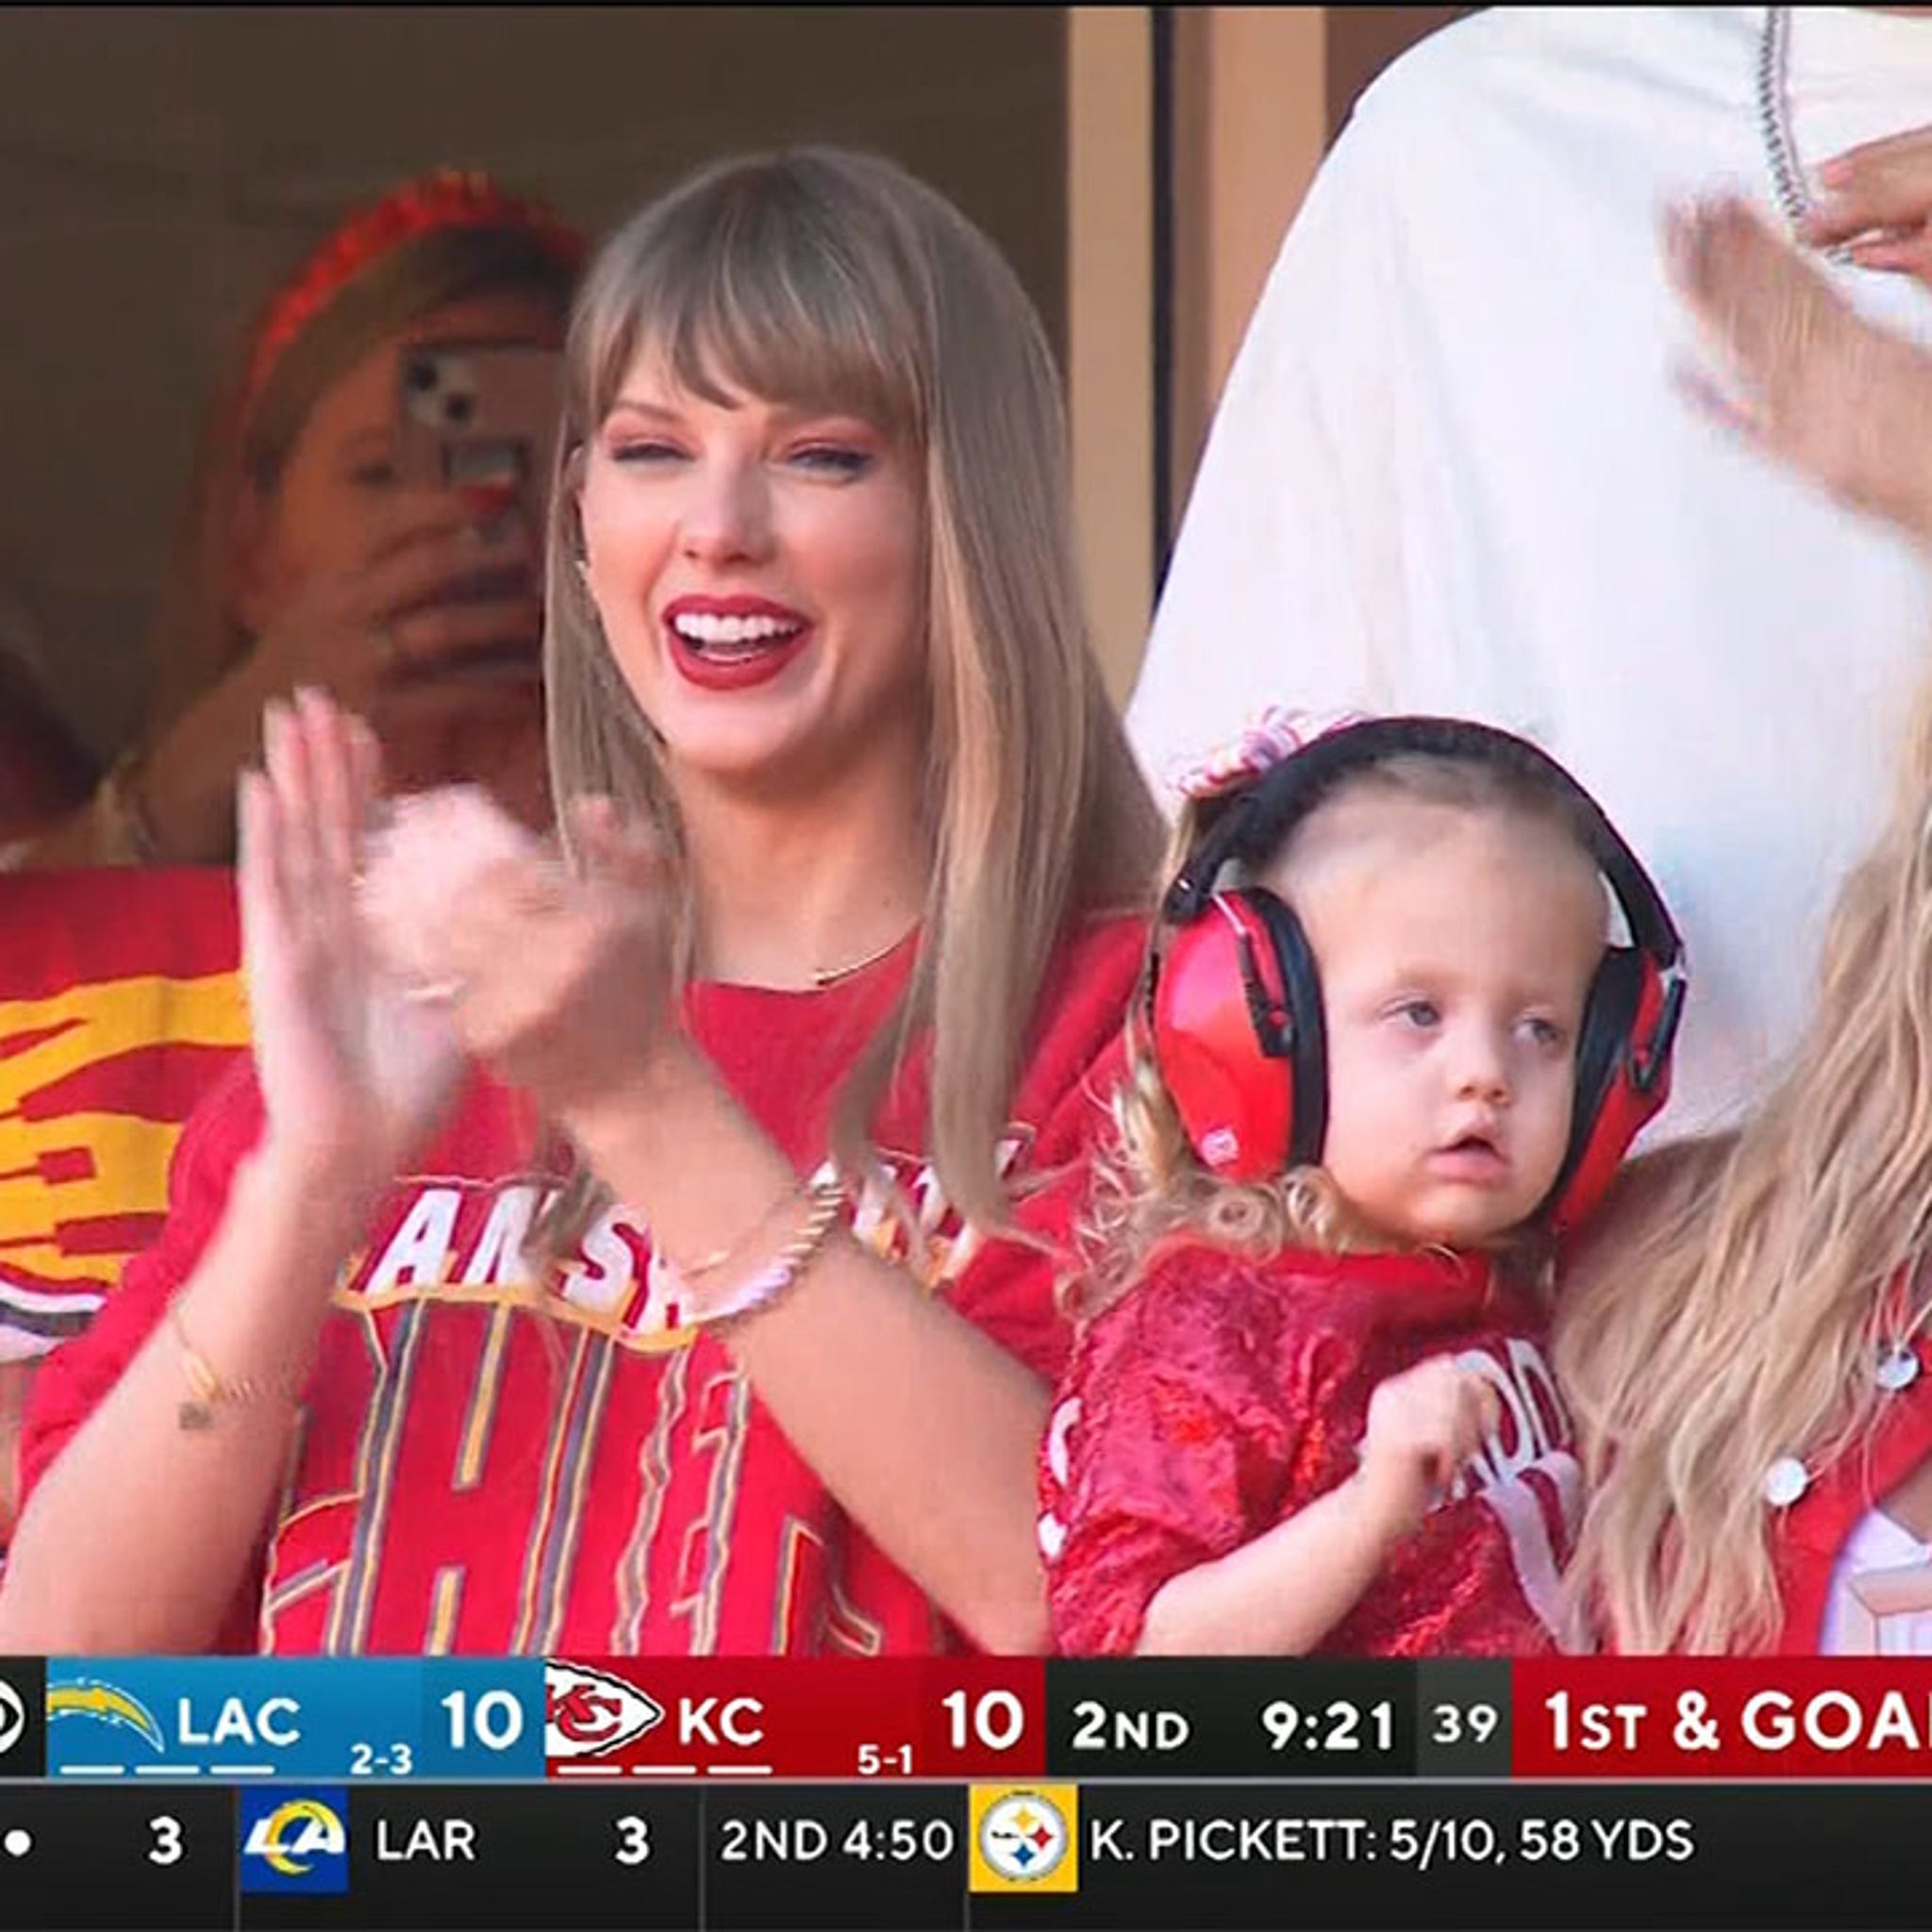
left=1357, top=1360, right=1500, bottom=1536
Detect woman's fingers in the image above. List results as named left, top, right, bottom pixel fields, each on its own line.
left=292, top=686, right=361, bottom=892
left=235, top=767, right=285, bottom=974
left=570, top=793, right=667, bottom=894
left=359, top=783, right=549, bottom=989
left=1666, top=197, right=1857, bottom=425
left=1821, top=124, right=1932, bottom=180
left=358, top=516, right=536, bottom=630
left=344, top=708, right=387, bottom=840
left=1847, top=232, right=1932, bottom=277
left=260, top=696, right=324, bottom=910
left=1668, top=198, right=1824, bottom=379
left=1807, top=125, right=1932, bottom=248
left=1670, top=360, right=1765, bottom=451
left=360, top=487, right=508, bottom=566
left=378, top=593, right=544, bottom=678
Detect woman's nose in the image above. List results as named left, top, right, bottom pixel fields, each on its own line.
left=679, top=459, right=772, bottom=564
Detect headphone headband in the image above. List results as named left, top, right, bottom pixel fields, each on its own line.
left=1162, top=715, right=1681, bottom=973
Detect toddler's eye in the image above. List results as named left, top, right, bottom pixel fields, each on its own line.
left=1393, top=998, right=1441, bottom=1030
left=1521, top=1015, right=1567, bottom=1049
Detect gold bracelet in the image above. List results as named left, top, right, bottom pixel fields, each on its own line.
left=167, top=1302, right=306, bottom=1431
left=664, top=1175, right=847, bottom=1330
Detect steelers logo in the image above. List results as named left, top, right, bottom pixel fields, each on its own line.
left=977, top=1790, right=1070, bottom=1883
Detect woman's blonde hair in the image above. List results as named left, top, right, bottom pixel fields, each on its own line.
left=538, top=147, right=1160, bottom=1248
left=1073, top=748, right=1606, bottom=1320
left=1558, top=684, right=1932, bottom=1653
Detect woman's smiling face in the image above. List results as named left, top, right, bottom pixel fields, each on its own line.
left=576, top=353, right=925, bottom=799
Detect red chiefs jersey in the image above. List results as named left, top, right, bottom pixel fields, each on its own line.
left=1040, top=1241, right=1581, bottom=1657
left=20, top=913, right=1144, bottom=1656
left=0, top=868, right=246, bottom=1360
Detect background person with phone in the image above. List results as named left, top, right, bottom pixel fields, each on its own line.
left=5, top=168, right=583, bottom=869
left=0, top=170, right=581, bottom=1559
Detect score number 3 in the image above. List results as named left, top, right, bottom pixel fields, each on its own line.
left=148, top=1816, right=184, bottom=1867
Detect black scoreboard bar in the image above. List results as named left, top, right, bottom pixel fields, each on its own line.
left=1044, top=1659, right=1517, bottom=1779
left=0, top=1781, right=1924, bottom=1931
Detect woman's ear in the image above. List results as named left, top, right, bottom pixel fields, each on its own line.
left=228, top=475, right=280, bottom=637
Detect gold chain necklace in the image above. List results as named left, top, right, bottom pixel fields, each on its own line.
left=810, top=927, right=914, bottom=989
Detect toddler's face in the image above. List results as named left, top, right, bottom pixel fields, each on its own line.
left=1264, top=795, right=1607, bottom=1249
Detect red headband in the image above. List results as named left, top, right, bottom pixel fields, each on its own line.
left=240, top=168, right=586, bottom=415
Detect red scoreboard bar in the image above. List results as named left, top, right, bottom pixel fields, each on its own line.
left=543, top=1657, right=1046, bottom=1781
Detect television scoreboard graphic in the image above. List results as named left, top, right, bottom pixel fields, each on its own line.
left=5, top=1655, right=1932, bottom=1927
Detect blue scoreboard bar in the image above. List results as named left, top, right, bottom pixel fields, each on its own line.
left=42, top=1657, right=544, bottom=1784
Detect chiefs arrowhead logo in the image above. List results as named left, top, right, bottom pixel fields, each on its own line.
left=543, top=1660, right=666, bottom=1759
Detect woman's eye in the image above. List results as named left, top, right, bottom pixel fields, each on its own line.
left=787, top=443, right=873, bottom=478
left=349, top=459, right=399, bottom=490
left=608, top=440, right=684, bottom=466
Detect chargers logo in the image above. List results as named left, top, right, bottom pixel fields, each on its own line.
left=46, top=1679, right=164, bottom=1755
left=241, top=1790, right=349, bottom=1894
left=544, top=1659, right=664, bottom=1759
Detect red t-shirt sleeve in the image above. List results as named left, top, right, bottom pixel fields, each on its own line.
left=1044, top=1251, right=1300, bottom=1657
left=16, top=1060, right=268, bottom=1650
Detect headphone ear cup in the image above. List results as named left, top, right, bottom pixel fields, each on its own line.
left=1241, top=888, right=1328, bottom=1168
left=1549, top=947, right=1673, bottom=1231
left=1150, top=893, right=1301, bottom=1180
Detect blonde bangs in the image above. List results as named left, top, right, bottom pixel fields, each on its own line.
left=568, top=164, right=923, bottom=454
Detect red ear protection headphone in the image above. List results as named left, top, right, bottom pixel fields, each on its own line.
left=1147, top=716, right=1685, bottom=1234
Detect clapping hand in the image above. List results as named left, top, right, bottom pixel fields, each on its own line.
left=356, top=777, right=679, bottom=1133
left=239, top=689, right=467, bottom=1193
left=1665, top=195, right=1932, bottom=545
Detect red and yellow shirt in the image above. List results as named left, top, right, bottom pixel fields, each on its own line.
left=21, top=912, right=1143, bottom=1656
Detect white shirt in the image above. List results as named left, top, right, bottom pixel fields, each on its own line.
left=1130, top=7, right=1932, bottom=1137
left=1820, top=1507, right=1932, bottom=1653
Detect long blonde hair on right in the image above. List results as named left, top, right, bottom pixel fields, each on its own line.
left=538, top=147, right=1160, bottom=1259
left=1558, top=682, right=1932, bottom=1654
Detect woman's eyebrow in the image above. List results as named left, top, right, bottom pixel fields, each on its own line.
left=604, top=398, right=683, bottom=423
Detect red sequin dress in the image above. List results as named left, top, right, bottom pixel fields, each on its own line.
left=1040, top=1241, right=1581, bottom=1657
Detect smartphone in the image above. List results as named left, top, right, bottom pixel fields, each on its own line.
left=394, top=341, right=561, bottom=682
left=396, top=341, right=562, bottom=498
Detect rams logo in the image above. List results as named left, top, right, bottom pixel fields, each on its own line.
left=240, top=1790, right=350, bottom=1894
